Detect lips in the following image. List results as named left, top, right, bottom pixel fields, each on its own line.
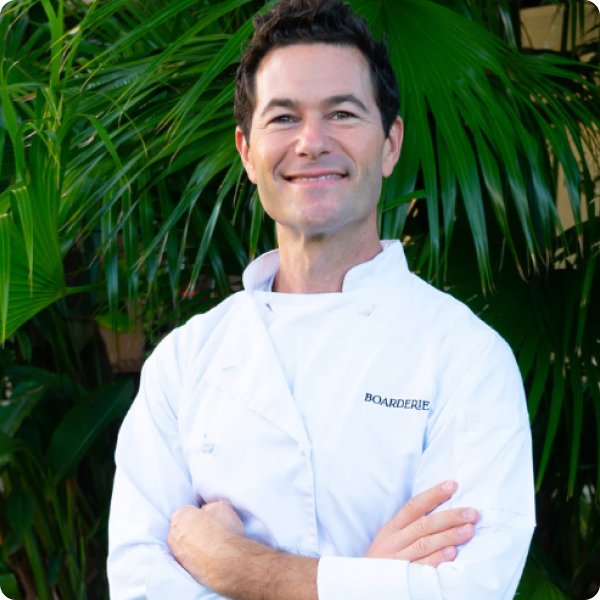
left=284, top=172, right=347, bottom=182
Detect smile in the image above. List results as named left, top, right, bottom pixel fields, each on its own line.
left=285, top=174, right=347, bottom=182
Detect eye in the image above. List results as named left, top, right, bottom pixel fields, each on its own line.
left=331, top=111, right=356, bottom=120
left=270, top=115, right=294, bottom=124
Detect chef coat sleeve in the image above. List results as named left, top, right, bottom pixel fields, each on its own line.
left=107, top=327, right=224, bottom=600
left=317, top=330, right=536, bottom=600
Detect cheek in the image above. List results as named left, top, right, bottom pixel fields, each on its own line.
left=253, top=156, right=278, bottom=188
left=366, top=145, right=385, bottom=181
left=338, top=130, right=382, bottom=169
left=250, top=131, right=288, bottom=173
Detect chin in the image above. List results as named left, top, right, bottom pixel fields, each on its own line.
left=293, top=207, right=342, bottom=226
left=293, top=217, right=355, bottom=238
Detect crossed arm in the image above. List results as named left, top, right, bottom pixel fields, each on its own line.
left=167, top=481, right=480, bottom=600
left=107, top=328, right=535, bottom=600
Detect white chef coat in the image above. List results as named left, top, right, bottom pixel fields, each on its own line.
left=107, top=239, right=536, bottom=600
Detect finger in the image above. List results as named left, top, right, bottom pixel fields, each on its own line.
left=203, top=501, right=238, bottom=521
left=386, top=480, right=457, bottom=530
left=414, top=546, right=457, bottom=568
left=398, top=523, right=476, bottom=562
left=399, top=507, right=479, bottom=548
left=201, top=500, right=227, bottom=511
left=170, top=504, right=198, bottom=525
left=379, top=508, right=477, bottom=554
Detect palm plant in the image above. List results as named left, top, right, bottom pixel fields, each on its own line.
left=0, top=0, right=598, bottom=597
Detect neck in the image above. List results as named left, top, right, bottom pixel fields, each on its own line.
left=272, top=220, right=383, bottom=294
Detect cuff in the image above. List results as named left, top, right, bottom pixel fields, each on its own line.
left=407, top=562, right=444, bottom=600
left=317, top=556, right=409, bottom=600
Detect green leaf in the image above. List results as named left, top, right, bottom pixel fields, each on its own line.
left=11, top=184, right=34, bottom=292
left=586, top=362, right=600, bottom=502
left=0, top=380, right=46, bottom=437
left=157, top=179, right=181, bottom=309
left=187, top=161, right=244, bottom=296
left=0, top=220, right=68, bottom=339
left=95, top=311, right=138, bottom=334
left=0, top=186, right=10, bottom=214
left=470, top=130, right=516, bottom=262
left=536, top=357, right=565, bottom=491
left=14, top=329, right=31, bottom=362
left=138, top=176, right=158, bottom=288
left=249, top=188, right=263, bottom=262
left=163, top=16, right=254, bottom=137
left=0, top=573, right=21, bottom=600
left=23, top=530, right=51, bottom=600
left=5, top=366, right=86, bottom=403
left=516, top=562, right=571, bottom=600
left=518, top=335, right=538, bottom=381
left=6, top=490, right=34, bottom=534
left=101, top=201, right=119, bottom=334
left=75, top=115, right=129, bottom=190
left=0, top=212, right=11, bottom=344
left=0, top=119, right=6, bottom=179
left=576, top=252, right=597, bottom=349
left=381, top=190, right=427, bottom=212
left=567, top=357, right=583, bottom=498
left=437, top=132, right=457, bottom=271
left=0, top=429, right=27, bottom=460
left=37, top=0, right=62, bottom=90
left=527, top=348, right=551, bottom=424
left=48, top=379, right=134, bottom=481
left=121, top=186, right=139, bottom=324
left=119, top=0, right=254, bottom=106
left=0, top=63, right=21, bottom=177
left=83, top=0, right=238, bottom=73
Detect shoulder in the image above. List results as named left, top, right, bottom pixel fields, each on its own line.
left=405, top=272, right=507, bottom=349
left=397, top=273, right=518, bottom=386
left=396, top=277, right=527, bottom=426
left=143, top=291, right=244, bottom=390
left=118, top=293, right=245, bottom=430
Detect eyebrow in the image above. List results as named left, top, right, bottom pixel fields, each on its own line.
left=260, top=94, right=369, bottom=118
left=323, top=94, right=369, bottom=113
left=260, top=98, right=300, bottom=118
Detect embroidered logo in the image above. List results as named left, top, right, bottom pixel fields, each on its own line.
left=364, top=392, right=430, bottom=411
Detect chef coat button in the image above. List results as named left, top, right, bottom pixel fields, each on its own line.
left=358, top=303, right=373, bottom=316
left=200, top=436, right=214, bottom=453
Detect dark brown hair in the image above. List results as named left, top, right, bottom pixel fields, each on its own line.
left=234, top=0, right=400, bottom=144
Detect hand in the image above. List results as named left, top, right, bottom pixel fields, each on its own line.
left=199, top=500, right=246, bottom=536
left=170, top=503, right=317, bottom=600
left=168, top=501, right=245, bottom=587
left=365, top=480, right=479, bottom=567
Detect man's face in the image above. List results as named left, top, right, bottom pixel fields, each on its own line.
left=236, top=43, right=403, bottom=238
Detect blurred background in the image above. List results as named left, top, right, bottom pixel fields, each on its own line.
left=0, top=0, right=599, bottom=598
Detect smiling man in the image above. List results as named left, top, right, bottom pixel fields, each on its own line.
left=107, top=1, right=536, bottom=599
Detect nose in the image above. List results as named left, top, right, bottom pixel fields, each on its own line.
left=295, top=116, right=331, bottom=159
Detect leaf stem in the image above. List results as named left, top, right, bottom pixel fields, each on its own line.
left=23, top=530, right=53, bottom=600
left=65, top=285, right=104, bottom=296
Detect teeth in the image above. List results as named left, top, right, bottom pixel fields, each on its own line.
left=290, top=174, right=344, bottom=181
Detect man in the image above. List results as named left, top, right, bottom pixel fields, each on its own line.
left=107, top=0, right=536, bottom=598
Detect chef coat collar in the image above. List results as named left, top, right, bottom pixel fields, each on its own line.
left=242, top=239, right=409, bottom=293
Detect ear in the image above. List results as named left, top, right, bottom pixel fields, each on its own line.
left=381, top=116, right=404, bottom=178
left=235, top=126, right=257, bottom=184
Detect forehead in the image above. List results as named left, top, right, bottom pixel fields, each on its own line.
left=253, top=43, right=375, bottom=109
